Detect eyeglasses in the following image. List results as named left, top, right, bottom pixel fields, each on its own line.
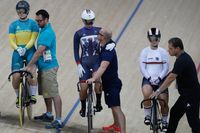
left=98, top=32, right=104, bottom=37
left=83, top=19, right=94, bottom=25
left=17, top=9, right=26, bottom=14
left=149, top=36, right=160, bottom=42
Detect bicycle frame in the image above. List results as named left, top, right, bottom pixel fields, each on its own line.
left=141, top=98, right=166, bottom=133
left=8, top=69, right=33, bottom=127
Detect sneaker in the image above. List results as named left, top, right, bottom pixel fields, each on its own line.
left=162, top=122, right=168, bottom=132
left=144, top=115, right=151, bottom=125
left=45, top=120, right=62, bottom=129
left=79, top=108, right=86, bottom=117
left=102, top=124, right=121, bottom=132
left=30, top=95, right=37, bottom=104
left=34, top=113, right=54, bottom=122
left=16, top=97, right=19, bottom=108
left=94, top=105, right=103, bottom=112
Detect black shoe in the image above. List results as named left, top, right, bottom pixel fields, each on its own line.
left=162, top=122, right=168, bottom=132
left=144, top=115, right=151, bottom=125
left=94, top=105, right=103, bottom=112
left=79, top=109, right=86, bottom=117
left=34, top=113, right=54, bottom=122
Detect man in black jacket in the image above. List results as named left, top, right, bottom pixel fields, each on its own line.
left=151, top=37, right=200, bottom=133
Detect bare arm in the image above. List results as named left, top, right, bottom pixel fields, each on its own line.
left=93, top=61, right=110, bottom=80
left=158, top=72, right=177, bottom=93
left=87, top=60, right=110, bottom=83
left=150, top=72, right=177, bottom=98
left=27, top=45, right=46, bottom=67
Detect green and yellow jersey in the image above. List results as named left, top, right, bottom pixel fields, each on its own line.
left=8, top=18, right=39, bottom=50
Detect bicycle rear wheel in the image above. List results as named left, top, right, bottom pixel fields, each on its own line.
left=87, top=93, right=93, bottom=133
left=19, top=83, right=25, bottom=127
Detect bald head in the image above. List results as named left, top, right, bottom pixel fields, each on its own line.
left=100, top=28, right=112, bottom=41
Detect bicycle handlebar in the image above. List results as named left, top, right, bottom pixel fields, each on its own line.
left=140, top=98, right=167, bottom=109
left=77, top=81, right=102, bottom=92
left=8, top=70, right=33, bottom=81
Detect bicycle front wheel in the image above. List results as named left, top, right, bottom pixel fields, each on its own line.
left=19, top=83, right=25, bottom=127
left=87, top=93, right=93, bottom=133
left=26, top=105, right=32, bottom=120
left=151, top=101, right=159, bottom=133
left=25, top=82, right=32, bottom=120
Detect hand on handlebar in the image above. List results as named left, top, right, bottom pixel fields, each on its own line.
left=86, top=78, right=95, bottom=84
left=23, top=66, right=30, bottom=72
left=23, top=65, right=35, bottom=72
left=150, top=89, right=160, bottom=99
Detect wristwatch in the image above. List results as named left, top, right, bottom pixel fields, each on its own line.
left=156, top=89, right=160, bottom=93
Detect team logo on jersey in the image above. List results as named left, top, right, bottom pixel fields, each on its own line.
left=186, top=103, right=191, bottom=108
left=80, top=35, right=99, bottom=57
left=155, top=57, right=159, bottom=60
left=16, top=26, right=20, bottom=30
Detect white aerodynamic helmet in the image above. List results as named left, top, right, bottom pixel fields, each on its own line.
left=81, top=9, right=95, bottom=25
left=81, top=9, right=95, bottom=20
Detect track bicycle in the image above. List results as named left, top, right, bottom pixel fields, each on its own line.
left=77, top=81, right=102, bottom=133
left=141, top=97, right=166, bottom=133
left=8, top=60, right=33, bottom=127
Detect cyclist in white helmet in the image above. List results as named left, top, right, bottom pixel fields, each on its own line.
left=73, top=9, right=115, bottom=117
left=139, top=28, right=169, bottom=132
left=73, top=9, right=102, bottom=117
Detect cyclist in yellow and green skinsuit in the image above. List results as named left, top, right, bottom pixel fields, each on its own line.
left=8, top=0, right=39, bottom=107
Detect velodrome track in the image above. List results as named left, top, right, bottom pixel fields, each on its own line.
left=0, top=0, right=200, bottom=132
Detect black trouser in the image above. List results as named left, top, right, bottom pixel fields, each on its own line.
left=167, top=96, right=200, bottom=133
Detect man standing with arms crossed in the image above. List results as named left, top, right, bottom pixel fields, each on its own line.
left=8, top=0, right=39, bottom=107
left=25, top=9, right=62, bottom=128
left=151, top=37, right=200, bottom=133
left=87, top=28, right=126, bottom=133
